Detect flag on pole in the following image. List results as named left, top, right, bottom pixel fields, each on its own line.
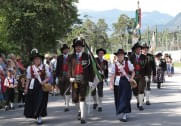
left=133, top=1, right=142, bottom=45
left=84, top=43, right=104, bottom=82
left=135, top=8, right=141, bottom=29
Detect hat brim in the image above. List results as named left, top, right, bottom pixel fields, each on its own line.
left=142, top=46, right=150, bottom=49
left=72, top=44, right=85, bottom=48
left=61, top=47, right=70, bottom=53
left=96, top=49, right=106, bottom=55
left=114, top=52, right=127, bottom=56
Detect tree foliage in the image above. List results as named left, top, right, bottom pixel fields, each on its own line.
left=0, top=0, right=79, bottom=56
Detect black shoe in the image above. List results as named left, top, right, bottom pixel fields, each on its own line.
left=139, top=106, right=144, bottom=111
left=93, top=104, right=98, bottom=110
left=120, top=118, right=127, bottom=122
left=157, top=83, right=161, bottom=89
left=37, top=122, right=43, bottom=125
left=80, top=119, right=86, bottom=124
left=98, top=107, right=102, bottom=112
left=64, top=108, right=70, bottom=112
left=77, top=112, right=81, bottom=120
left=146, top=101, right=151, bottom=105
left=137, top=103, right=139, bottom=108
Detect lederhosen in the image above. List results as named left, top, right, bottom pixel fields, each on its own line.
left=70, top=53, right=94, bottom=103
left=145, top=54, right=156, bottom=91
left=91, top=58, right=108, bottom=97
left=24, top=65, right=48, bottom=118
left=114, top=61, right=132, bottom=115
left=130, top=54, right=147, bottom=96
left=59, top=56, right=70, bottom=96
left=5, top=78, right=15, bottom=105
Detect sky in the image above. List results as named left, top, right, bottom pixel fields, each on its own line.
left=77, top=0, right=181, bottom=16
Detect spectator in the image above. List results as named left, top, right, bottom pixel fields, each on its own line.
left=4, top=68, right=18, bottom=111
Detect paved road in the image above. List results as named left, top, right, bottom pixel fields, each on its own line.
left=0, top=69, right=181, bottom=126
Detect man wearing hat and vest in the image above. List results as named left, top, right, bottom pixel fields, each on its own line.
left=56, top=44, right=71, bottom=112
left=130, top=43, right=149, bottom=111
left=68, top=37, right=94, bottom=124
left=92, top=48, right=108, bottom=112
left=141, top=43, right=156, bottom=105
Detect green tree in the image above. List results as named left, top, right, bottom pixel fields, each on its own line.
left=111, top=14, right=134, bottom=50
left=0, top=0, right=79, bottom=57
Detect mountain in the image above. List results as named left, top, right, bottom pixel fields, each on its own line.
left=165, top=13, right=181, bottom=31
left=78, top=9, right=173, bottom=32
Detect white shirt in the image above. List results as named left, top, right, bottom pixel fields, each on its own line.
left=26, top=64, right=51, bottom=80
left=4, top=76, right=17, bottom=87
left=50, top=58, right=57, bottom=71
left=109, top=60, right=134, bottom=75
left=109, top=60, right=134, bottom=86
left=76, top=52, right=83, bottom=58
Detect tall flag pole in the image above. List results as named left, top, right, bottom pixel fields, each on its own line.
left=155, top=25, right=158, bottom=47
left=133, top=0, right=142, bottom=45
left=147, top=26, right=150, bottom=45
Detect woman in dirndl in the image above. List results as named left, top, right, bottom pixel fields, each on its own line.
left=109, top=49, right=135, bottom=122
left=24, top=49, right=50, bottom=125
left=155, top=53, right=166, bottom=89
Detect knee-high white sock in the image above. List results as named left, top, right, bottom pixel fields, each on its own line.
left=10, top=103, right=14, bottom=108
left=98, top=97, right=102, bottom=108
left=80, top=102, right=86, bottom=119
left=138, top=94, right=144, bottom=106
left=65, top=95, right=70, bottom=108
left=145, top=91, right=150, bottom=102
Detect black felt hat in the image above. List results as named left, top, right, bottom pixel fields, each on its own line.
left=61, top=44, right=70, bottom=53
left=132, top=42, right=142, bottom=51
left=114, top=49, right=126, bottom=55
left=72, top=37, right=85, bottom=48
left=96, top=48, right=106, bottom=55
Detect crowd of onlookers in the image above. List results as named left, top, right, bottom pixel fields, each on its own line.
left=0, top=53, right=26, bottom=110
left=0, top=53, right=58, bottom=111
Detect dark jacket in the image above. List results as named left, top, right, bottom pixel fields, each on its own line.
left=146, top=53, right=156, bottom=76
left=96, top=57, right=108, bottom=79
left=130, top=53, right=149, bottom=77
left=68, top=52, right=95, bottom=82
left=55, top=55, right=71, bottom=78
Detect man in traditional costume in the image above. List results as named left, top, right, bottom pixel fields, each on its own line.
left=56, top=44, right=71, bottom=112
left=141, top=43, right=156, bottom=105
left=68, top=37, right=94, bottom=124
left=130, top=43, right=149, bottom=111
left=92, top=48, right=108, bottom=112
